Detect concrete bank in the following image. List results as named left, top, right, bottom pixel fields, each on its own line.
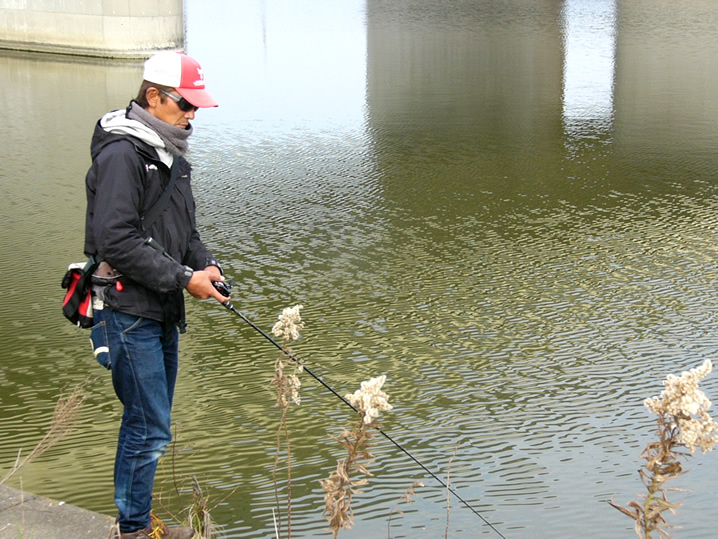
left=0, top=484, right=114, bottom=538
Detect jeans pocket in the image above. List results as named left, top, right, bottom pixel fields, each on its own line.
left=89, top=320, right=112, bottom=370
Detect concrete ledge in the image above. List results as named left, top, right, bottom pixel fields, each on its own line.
left=0, top=38, right=179, bottom=59
left=0, top=484, right=115, bottom=538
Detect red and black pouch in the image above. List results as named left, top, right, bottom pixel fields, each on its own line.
left=61, top=257, right=99, bottom=328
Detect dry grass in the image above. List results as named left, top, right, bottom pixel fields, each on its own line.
left=1, top=381, right=88, bottom=485
left=387, top=481, right=423, bottom=539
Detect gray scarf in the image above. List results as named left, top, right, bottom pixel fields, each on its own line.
left=126, top=101, right=192, bottom=156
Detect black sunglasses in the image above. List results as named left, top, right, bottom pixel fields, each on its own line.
left=159, top=89, right=198, bottom=112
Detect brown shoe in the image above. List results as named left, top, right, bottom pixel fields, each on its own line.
left=117, top=513, right=195, bottom=539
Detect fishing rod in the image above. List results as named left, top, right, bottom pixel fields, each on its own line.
left=212, top=283, right=506, bottom=539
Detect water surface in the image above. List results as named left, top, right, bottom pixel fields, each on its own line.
left=1, top=1, right=718, bottom=537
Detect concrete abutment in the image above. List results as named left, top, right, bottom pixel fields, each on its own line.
left=0, top=0, right=184, bottom=58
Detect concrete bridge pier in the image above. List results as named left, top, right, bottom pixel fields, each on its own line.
left=0, top=0, right=184, bottom=58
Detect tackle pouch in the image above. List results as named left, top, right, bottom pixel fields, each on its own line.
left=61, top=257, right=99, bottom=328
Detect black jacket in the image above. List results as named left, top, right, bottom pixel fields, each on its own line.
left=84, top=116, right=217, bottom=329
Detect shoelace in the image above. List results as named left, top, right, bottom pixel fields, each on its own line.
left=148, top=511, right=167, bottom=539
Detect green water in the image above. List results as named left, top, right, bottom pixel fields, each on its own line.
left=1, top=1, right=718, bottom=537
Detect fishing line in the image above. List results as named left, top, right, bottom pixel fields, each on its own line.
left=220, top=300, right=506, bottom=539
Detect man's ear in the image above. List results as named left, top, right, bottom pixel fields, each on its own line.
left=145, top=87, right=160, bottom=108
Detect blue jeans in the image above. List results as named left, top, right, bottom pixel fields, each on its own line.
left=94, top=306, right=179, bottom=533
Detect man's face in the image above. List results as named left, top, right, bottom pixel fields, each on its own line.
left=146, top=87, right=196, bottom=128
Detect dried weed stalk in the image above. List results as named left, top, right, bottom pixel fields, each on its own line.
left=1, top=381, right=88, bottom=484
left=270, top=304, right=305, bottom=538
left=321, top=375, right=393, bottom=538
left=610, top=360, right=718, bottom=538
left=387, top=480, right=423, bottom=539
left=444, top=444, right=460, bottom=539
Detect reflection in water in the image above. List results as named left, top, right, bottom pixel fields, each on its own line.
left=614, top=0, right=718, bottom=158
left=1, top=1, right=718, bottom=538
left=184, top=0, right=367, bottom=134
left=561, top=0, right=616, bottom=139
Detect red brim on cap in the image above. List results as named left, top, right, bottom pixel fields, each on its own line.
left=176, top=88, right=219, bottom=108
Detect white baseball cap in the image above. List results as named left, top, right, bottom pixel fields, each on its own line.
left=143, top=51, right=218, bottom=108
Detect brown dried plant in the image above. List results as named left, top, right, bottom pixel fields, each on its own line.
left=270, top=305, right=305, bottom=538
left=444, top=444, right=460, bottom=539
left=1, top=381, right=88, bottom=485
left=154, top=427, right=240, bottom=539
left=610, top=360, right=718, bottom=538
left=321, top=375, right=393, bottom=538
left=186, top=476, right=213, bottom=538
left=387, top=480, right=423, bottom=538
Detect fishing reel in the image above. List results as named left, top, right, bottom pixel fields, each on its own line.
left=212, top=279, right=234, bottom=298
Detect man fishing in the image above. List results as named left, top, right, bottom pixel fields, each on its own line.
left=85, top=51, right=229, bottom=538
